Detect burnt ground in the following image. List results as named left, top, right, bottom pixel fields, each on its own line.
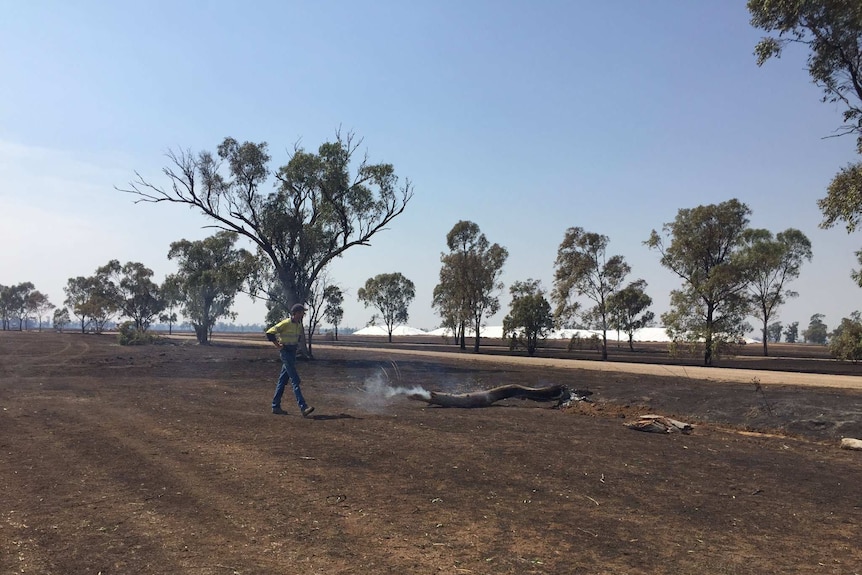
left=1, top=331, right=861, bottom=575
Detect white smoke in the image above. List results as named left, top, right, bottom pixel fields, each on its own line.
left=363, top=375, right=430, bottom=400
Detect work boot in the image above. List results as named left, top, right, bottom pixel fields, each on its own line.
left=272, top=407, right=288, bottom=415
left=301, top=406, right=315, bottom=417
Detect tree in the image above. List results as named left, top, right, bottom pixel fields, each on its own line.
left=98, top=260, right=165, bottom=333
left=120, top=132, right=413, bottom=314
left=167, top=231, right=258, bottom=344
left=749, top=0, right=862, bottom=152
left=432, top=221, right=508, bottom=353
left=27, top=290, right=55, bottom=331
left=502, top=279, right=554, bottom=357
left=323, top=285, right=345, bottom=341
left=158, top=276, right=181, bottom=335
left=803, top=313, right=829, bottom=344
left=302, top=271, right=334, bottom=357
left=606, top=279, right=654, bottom=351
left=2, top=282, right=35, bottom=330
left=53, top=307, right=70, bottom=332
left=63, top=274, right=117, bottom=334
left=357, top=273, right=415, bottom=343
left=553, top=228, right=630, bottom=360
left=743, top=228, right=813, bottom=356
left=645, top=199, right=754, bottom=366
left=767, top=321, right=784, bottom=343
left=784, top=321, right=800, bottom=343
left=828, top=311, right=862, bottom=361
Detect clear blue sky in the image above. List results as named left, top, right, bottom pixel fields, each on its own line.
left=2, top=1, right=860, bottom=332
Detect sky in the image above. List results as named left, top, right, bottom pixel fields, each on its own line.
left=2, top=1, right=861, bottom=333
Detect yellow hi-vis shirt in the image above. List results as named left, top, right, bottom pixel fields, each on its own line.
left=266, top=319, right=309, bottom=355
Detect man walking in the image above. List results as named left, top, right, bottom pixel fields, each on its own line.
left=266, top=303, right=314, bottom=417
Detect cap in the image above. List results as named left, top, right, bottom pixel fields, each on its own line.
left=290, top=303, right=306, bottom=314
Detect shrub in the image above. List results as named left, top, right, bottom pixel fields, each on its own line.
left=117, top=321, right=157, bottom=346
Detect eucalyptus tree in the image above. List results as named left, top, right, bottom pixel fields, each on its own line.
left=120, top=132, right=413, bottom=313
left=98, top=260, right=165, bottom=332
left=27, top=290, right=55, bottom=331
left=323, top=285, right=345, bottom=340
left=1, top=282, right=35, bottom=330
left=502, top=279, right=554, bottom=357
left=743, top=228, right=813, bottom=356
left=432, top=221, right=508, bottom=352
left=646, top=199, right=753, bottom=366
left=553, top=228, right=630, bottom=360
left=803, top=313, right=829, bottom=344
left=357, top=272, right=415, bottom=343
left=606, top=279, right=654, bottom=351
left=784, top=321, right=800, bottom=343
left=63, top=273, right=117, bottom=333
left=166, top=231, right=258, bottom=344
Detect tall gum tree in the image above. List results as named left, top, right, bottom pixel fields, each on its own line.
left=432, top=221, right=508, bottom=353
left=552, top=228, right=630, bottom=360
left=120, top=132, right=413, bottom=316
left=646, top=199, right=753, bottom=366
left=357, top=272, right=416, bottom=343
left=742, top=228, right=813, bottom=356
left=166, top=231, right=257, bottom=344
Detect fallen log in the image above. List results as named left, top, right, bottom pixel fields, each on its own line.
left=408, top=384, right=590, bottom=408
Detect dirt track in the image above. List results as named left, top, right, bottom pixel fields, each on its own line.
left=2, top=332, right=861, bottom=575
left=328, top=344, right=862, bottom=390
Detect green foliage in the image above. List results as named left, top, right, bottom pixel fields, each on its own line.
left=646, top=199, right=754, bottom=366
left=749, top=0, right=862, bottom=152
left=767, top=321, right=783, bottom=343
left=122, top=131, right=413, bottom=312
left=818, top=162, right=862, bottom=233
left=743, top=227, right=812, bottom=355
left=357, top=272, right=416, bottom=343
left=606, top=279, right=654, bottom=351
left=117, top=320, right=158, bottom=346
left=63, top=272, right=117, bottom=333
left=98, top=260, right=165, bottom=332
left=503, top=279, right=554, bottom=357
left=0, top=282, right=35, bottom=330
left=52, top=307, right=70, bottom=332
left=167, top=231, right=257, bottom=344
left=553, top=227, right=630, bottom=360
left=828, top=311, right=862, bottom=361
left=784, top=321, right=800, bottom=343
left=323, top=285, right=345, bottom=339
left=803, top=313, right=829, bottom=344
left=432, top=221, right=508, bottom=352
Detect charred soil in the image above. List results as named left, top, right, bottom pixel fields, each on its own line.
left=1, top=332, right=861, bottom=575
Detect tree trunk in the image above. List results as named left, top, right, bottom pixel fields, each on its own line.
left=409, top=384, right=586, bottom=408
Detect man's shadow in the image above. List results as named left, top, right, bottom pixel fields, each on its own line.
left=309, top=413, right=360, bottom=421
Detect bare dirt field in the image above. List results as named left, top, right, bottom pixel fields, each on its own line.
left=2, top=331, right=861, bottom=575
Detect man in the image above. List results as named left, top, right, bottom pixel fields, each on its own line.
left=266, top=303, right=314, bottom=417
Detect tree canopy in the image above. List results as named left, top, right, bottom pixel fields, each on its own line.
left=552, top=227, right=630, bottom=360
left=166, top=231, right=257, bottom=344
left=120, top=132, right=413, bottom=317
left=749, top=0, right=862, bottom=151
left=743, top=228, right=813, bottom=356
left=432, top=221, right=508, bottom=352
left=503, top=279, right=554, bottom=357
left=646, top=199, right=754, bottom=366
left=357, top=272, right=416, bottom=343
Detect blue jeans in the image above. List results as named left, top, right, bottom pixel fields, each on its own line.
left=272, top=346, right=307, bottom=411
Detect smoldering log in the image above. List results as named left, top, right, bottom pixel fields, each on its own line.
left=408, top=384, right=590, bottom=408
